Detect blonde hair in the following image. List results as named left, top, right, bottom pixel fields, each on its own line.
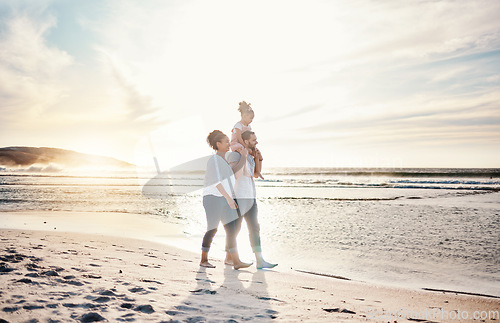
left=238, top=101, right=254, bottom=116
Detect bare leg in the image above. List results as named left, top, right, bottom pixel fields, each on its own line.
left=224, top=252, right=233, bottom=266
left=254, top=149, right=264, bottom=180
left=255, top=252, right=277, bottom=269
left=224, top=217, right=250, bottom=269
left=200, top=251, right=216, bottom=268
left=230, top=251, right=253, bottom=270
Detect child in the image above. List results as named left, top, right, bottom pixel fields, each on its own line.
left=230, top=101, right=264, bottom=180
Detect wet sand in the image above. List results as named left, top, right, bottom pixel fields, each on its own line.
left=0, top=212, right=499, bottom=322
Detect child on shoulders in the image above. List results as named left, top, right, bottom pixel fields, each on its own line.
left=230, top=101, right=264, bottom=180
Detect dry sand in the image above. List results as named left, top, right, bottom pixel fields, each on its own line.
left=0, top=212, right=499, bottom=322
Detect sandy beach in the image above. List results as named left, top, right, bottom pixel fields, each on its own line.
left=0, top=212, right=498, bottom=322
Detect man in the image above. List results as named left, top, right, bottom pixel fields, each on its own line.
left=226, top=131, right=277, bottom=269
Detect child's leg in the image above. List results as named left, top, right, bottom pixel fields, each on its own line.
left=253, top=149, right=264, bottom=180
left=257, top=148, right=263, bottom=161
left=230, top=142, right=244, bottom=152
left=255, top=158, right=264, bottom=180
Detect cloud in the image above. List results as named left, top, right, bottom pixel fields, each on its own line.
left=0, top=8, right=73, bottom=128
left=0, top=0, right=498, bottom=167
left=297, top=90, right=500, bottom=148
left=104, top=52, right=164, bottom=128
left=0, top=2, right=169, bottom=160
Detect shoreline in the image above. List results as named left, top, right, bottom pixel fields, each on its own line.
left=1, top=211, right=499, bottom=322
left=1, top=228, right=499, bottom=322
left=294, top=270, right=500, bottom=300
left=1, top=210, right=499, bottom=298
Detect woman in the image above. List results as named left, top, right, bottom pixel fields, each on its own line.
left=201, top=130, right=252, bottom=269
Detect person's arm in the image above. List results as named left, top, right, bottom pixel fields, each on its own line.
left=208, top=156, right=237, bottom=209
left=215, top=183, right=237, bottom=209
left=228, top=150, right=248, bottom=176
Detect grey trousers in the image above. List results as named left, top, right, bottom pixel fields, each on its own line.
left=202, top=195, right=240, bottom=253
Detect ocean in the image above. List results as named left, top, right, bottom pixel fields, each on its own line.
left=1, top=167, right=499, bottom=297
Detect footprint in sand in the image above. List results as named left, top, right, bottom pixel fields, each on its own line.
left=128, top=287, right=149, bottom=294
left=0, top=252, right=27, bottom=263
left=323, top=307, right=356, bottom=314
left=122, top=297, right=135, bottom=302
left=185, top=315, right=207, bottom=322
left=189, top=288, right=217, bottom=295
left=2, top=306, right=19, bottom=313
left=15, top=278, right=38, bottom=285
left=140, top=279, right=162, bottom=284
left=80, top=312, right=106, bottom=322
left=256, top=296, right=283, bottom=302
left=0, top=264, right=15, bottom=273
left=174, top=304, right=201, bottom=312
left=134, top=304, right=155, bottom=314
left=48, top=266, right=65, bottom=272
left=22, top=304, right=45, bottom=310
left=94, top=296, right=111, bottom=303
left=98, top=289, right=124, bottom=297
left=194, top=278, right=216, bottom=284
left=25, top=263, right=41, bottom=271
left=83, top=274, right=102, bottom=279
left=119, top=313, right=135, bottom=321
left=14, top=300, right=26, bottom=305
left=42, top=270, right=59, bottom=277
left=60, top=279, right=84, bottom=286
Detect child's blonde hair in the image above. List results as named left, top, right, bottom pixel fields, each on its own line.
left=238, top=101, right=254, bottom=116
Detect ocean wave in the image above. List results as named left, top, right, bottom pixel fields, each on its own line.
left=265, top=196, right=402, bottom=201
left=391, top=185, right=500, bottom=191
left=390, top=179, right=500, bottom=185
left=267, top=167, right=500, bottom=178
left=0, top=199, right=32, bottom=204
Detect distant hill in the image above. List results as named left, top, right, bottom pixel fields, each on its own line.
left=0, top=146, right=134, bottom=169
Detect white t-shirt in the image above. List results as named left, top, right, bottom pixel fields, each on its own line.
left=203, top=154, right=236, bottom=198
left=227, top=151, right=256, bottom=199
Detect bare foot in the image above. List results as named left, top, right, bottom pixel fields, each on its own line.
left=200, top=261, right=216, bottom=268
left=224, top=258, right=233, bottom=266
left=233, top=261, right=253, bottom=270
left=257, top=261, right=277, bottom=269
left=255, top=172, right=264, bottom=180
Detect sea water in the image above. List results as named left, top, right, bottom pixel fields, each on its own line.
left=0, top=167, right=499, bottom=297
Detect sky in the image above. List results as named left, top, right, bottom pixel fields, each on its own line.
left=0, top=0, right=499, bottom=168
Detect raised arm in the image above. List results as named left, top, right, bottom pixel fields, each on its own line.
left=228, top=150, right=248, bottom=177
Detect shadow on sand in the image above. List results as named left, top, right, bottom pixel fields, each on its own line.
left=165, top=266, right=279, bottom=322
